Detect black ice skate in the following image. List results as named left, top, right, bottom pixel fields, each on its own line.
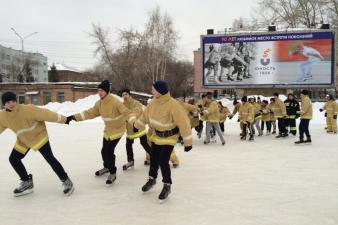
left=227, top=76, right=234, bottom=81
left=95, top=167, right=109, bottom=176
left=123, top=161, right=134, bottom=171
left=304, top=137, right=312, bottom=144
left=159, top=183, right=171, bottom=202
left=240, top=134, right=246, bottom=141
left=62, top=177, right=74, bottom=196
left=249, top=134, right=254, bottom=141
left=14, top=174, right=33, bottom=197
left=106, top=173, right=116, bottom=185
left=142, top=177, right=156, bottom=192
left=295, top=139, right=304, bottom=144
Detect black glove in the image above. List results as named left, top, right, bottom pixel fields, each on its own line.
left=334, top=115, right=337, bottom=120
left=228, top=115, right=233, bottom=119
left=237, top=119, right=240, bottom=122
left=65, top=115, right=75, bottom=125
left=198, top=105, right=203, bottom=109
left=133, top=126, right=138, bottom=133
left=319, top=108, right=324, bottom=112
left=184, top=146, right=192, bottom=152
left=189, top=111, right=194, bottom=116
left=325, top=113, right=327, bottom=117
left=200, top=112, right=204, bottom=116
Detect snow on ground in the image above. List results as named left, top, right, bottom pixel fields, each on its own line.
left=0, top=122, right=338, bottom=225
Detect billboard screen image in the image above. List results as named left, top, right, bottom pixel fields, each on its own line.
left=201, top=31, right=335, bottom=88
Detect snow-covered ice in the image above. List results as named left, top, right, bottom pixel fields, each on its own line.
left=0, top=95, right=337, bottom=225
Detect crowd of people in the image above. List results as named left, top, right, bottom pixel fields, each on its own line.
left=0, top=79, right=337, bottom=203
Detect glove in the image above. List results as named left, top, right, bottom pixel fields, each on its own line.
left=237, top=119, right=240, bottom=122
left=200, top=112, right=204, bottom=116
left=283, top=115, right=288, bottom=119
left=189, top=111, right=194, bottom=116
left=325, top=113, right=327, bottom=117
left=228, top=115, right=233, bottom=119
left=198, top=105, right=203, bottom=109
left=65, top=115, right=75, bottom=125
left=319, top=108, right=324, bottom=112
left=184, top=146, right=192, bottom=152
left=133, top=126, right=138, bottom=133
left=334, top=115, right=337, bottom=120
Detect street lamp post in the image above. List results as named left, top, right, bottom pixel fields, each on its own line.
left=10, top=28, right=38, bottom=82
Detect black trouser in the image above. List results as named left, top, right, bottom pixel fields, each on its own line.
left=262, top=121, right=272, bottom=132
left=9, top=141, right=68, bottom=182
left=277, top=118, right=287, bottom=134
left=149, top=143, right=174, bottom=184
left=101, top=138, right=120, bottom=174
left=242, top=122, right=253, bottom=137
left=195, top=120, right=204, bottom=133
left=285, top=118, right=297, bottom=135
left=126, top=135, right=151, bottom=162
left=219, top=122, right=225, bottom=132
left=299, top=119, right=310, bottom=140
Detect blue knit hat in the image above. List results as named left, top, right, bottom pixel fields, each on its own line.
left=153, top=80, right=168, bottom=95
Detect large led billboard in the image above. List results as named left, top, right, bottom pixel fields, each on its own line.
left=201, top=31, right=335, bottom=88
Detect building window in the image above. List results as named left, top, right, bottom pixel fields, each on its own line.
left=57, top=92, right=65, bottom=103
left=18, top=95, right=25, bottom=104
left=31, top=96, right=39, bottom=105
left=43, top=91, right=51, bottom=104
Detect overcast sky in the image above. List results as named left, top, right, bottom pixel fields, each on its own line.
left=0, top=0, right=257, bottom=70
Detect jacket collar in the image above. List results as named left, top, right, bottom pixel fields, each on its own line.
left=154, top=92, right=171, bottom=104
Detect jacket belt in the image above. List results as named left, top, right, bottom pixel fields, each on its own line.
left=155, top=127, right=179, bottom=138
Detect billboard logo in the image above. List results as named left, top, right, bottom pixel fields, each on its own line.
left=260, top=48, right=271, bottom=66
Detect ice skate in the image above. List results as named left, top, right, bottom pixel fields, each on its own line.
left=62, top=177, right=74, bottom=196
left=106, top=173, right=116, bottom=185
left=122, top=161, right=134, bottom=171
left=158, top=183, right=171, bottom=203
left=95, top=167, right=109, bottom=176
left=142, top=177, right=156, bottom=192
left=13, top=174, right=33, bottom=197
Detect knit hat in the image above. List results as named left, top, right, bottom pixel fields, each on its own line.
left=300, top=90, right=309, bottom=95
left=241, top=96, right=247, bottom=102
left=153, top=80, right=168, bottom=95
left=98, top=80, right=110, bottom=94
left=2, top=92, right=17, bottom=105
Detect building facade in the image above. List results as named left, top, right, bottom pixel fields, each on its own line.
left=0, top=44, right=48, bottom=83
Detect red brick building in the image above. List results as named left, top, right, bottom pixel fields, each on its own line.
left=0, top=82, right=99, bottom=106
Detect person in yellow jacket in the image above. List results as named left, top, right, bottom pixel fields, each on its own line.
left=295, top=90, right=313, bottom=144
left=121, top=89, right=151, bottom=170
left=272, top=93, right=288, bottom=138
left=249, top=97, right=263, bottom=136
left=69, top=80, right=136, bottom=185
left=134, top=80, right=192, bottom=201
left=229, top=98, right=243, bottom=135
left=201, top=94, right=225, bottom=145
left=195, top=94, right=207, bottom=139
left=0, top=92, right=74, bottom=197
left=260, top=100, right=272, bottom=135
left=319, top=94, right=338, bottom=133
left=218, top=101, right=230, bottom=133
left=239, top=96, right=255, bottom=141
left=269, top=98, right=277, bottom=134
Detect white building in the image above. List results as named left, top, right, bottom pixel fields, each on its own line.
left=0, top=44, right=48, bottom=82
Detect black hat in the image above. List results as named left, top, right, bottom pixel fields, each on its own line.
left=241, top=96, right=247, bottom=102
left=98, top=80, right=110, bottom=94
left=301, top=90, right=309, bottom=95
left=2, top=92, right=17, bottom=105
left=153, top=80, right=169, bottom=95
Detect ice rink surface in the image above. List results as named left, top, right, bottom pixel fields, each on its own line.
left=1, top=121, right=338, bottom=225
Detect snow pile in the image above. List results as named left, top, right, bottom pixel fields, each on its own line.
left=43, top=94, right=122, bottom=123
